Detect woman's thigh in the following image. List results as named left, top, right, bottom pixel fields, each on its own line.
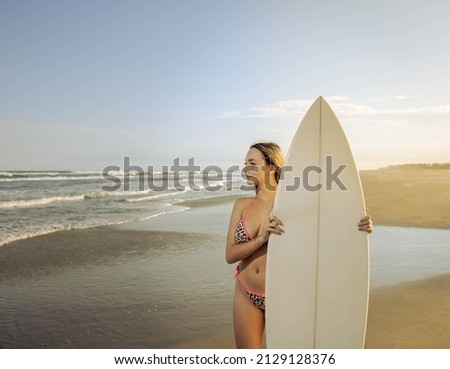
left=233, top=280, right=265, bottom=348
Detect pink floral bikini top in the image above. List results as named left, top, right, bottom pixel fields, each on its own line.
left=235, top=197, right=256, bottom=244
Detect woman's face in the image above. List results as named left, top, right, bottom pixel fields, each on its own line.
left=243, top=148, right=268, bottom=188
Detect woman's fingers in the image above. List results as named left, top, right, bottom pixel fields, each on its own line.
left=358, top=218, right=373, bottom=233
left=266, top=213, right=284, bottom=235
left=269, top=214, right=283, bottom=225
left=268, top=210, right=282, bottom=221
left=359, top=215, right=370, bottom=222
left=268, top=222, right=284, bottom=234
left=268, top=214, right=283, bottom=225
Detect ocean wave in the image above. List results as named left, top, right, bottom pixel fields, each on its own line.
left=0, top=170, right=144, bottom=182
left=0, top=175, right=106, bottom=182
left=0, top=188, right=188, bottom=209
left=0, top=171, right=73, bottom=177
left=0, top=195, right=86, bottom=209
left=0, top=205, right=191, bottom=247
left=125, top=188, right=187, bottom=202
left=137, top=205, right=190, bottom=220
left=83, top=190, right=150, bottom=199
left=0, top=171, right=14, bottom=177
left=84, top=188, right=183, bottom=199
left=0, top=221, right=120, bottom=247
left=0, top=227, right=67, bottom=247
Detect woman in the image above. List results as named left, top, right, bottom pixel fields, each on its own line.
left=225, top=142, right=373, bottom=349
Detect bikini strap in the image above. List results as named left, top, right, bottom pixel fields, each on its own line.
left=242, top=197, right=256, bottom=220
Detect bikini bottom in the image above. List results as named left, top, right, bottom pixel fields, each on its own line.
left=234, top=264, right=265, bottom=311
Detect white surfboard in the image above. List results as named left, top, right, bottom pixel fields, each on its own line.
left=265, top=96, right=370, bottom=348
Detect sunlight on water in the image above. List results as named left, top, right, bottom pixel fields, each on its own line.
left=370, top=226, right=450, bottom=287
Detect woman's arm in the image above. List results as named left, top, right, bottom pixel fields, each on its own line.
left=225, top=198, right=283, bottom=264
left=225, top=199, right=264, bottom=264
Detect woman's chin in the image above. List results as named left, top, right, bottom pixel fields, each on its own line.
left=246, top=181, right=261, bottom=192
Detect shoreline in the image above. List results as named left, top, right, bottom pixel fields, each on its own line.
left=2, top=164, right=449, bottom=249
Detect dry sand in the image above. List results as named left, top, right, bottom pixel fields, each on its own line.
left=360, top=165, right=450, bottom=229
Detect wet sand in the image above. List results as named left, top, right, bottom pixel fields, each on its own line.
left=365, top=274, right=450, bottom=348
left=0, top=227, right=235, bottom=348
left=1, top=165, right=450, bottom=348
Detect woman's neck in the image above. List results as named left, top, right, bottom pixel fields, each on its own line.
left=255, top=184, right=277, bottom=202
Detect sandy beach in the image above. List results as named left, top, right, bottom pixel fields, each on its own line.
left=361, top=165, right=450, bottom=229
left=1, top=165, right=449, bottom=348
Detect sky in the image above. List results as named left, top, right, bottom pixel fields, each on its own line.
left=1, top=0, right=450, bottom=171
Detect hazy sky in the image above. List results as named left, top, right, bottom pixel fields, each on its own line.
left=1, top=0, right=449, bottom=170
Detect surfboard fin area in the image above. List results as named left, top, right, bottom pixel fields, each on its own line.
left=266, top=96, right=370, bottom=349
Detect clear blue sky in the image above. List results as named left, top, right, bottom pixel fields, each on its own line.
left=1, top=0, right=449, bottom=170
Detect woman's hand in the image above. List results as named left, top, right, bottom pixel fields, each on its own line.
left=358, top=209, right=373, bottom=233
left=257, top=213, right=284, bottom=244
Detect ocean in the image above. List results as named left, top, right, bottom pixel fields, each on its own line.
left=0, top=170, right=248, bottom=247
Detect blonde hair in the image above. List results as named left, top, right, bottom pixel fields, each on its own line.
left=250, top=141, right=284, bottom=183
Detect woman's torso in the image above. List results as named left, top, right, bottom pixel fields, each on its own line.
left=235, top=197, right=272, bottom=293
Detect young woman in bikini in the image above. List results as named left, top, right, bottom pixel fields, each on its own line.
left=225, top=142, right=373, bottom=349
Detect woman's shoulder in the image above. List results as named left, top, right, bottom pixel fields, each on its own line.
left=232, top=196, right=255, bottom=212
left=234, top=196, right=254, bottom=204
